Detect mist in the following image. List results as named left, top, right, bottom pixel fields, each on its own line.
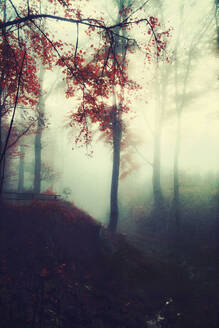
left=1, top=0, right=219, bottom=327
left=4, top=0, right=218, bottom=220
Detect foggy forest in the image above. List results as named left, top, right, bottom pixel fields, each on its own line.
left=1, top=0, right=219, bottom=327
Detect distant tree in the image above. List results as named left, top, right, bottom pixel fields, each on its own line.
left=215, top=0, right=219, bottom=46
left=171, top=3, right=213, bottom=242
left=33, top=66, right=56, bottom=194
left=150, top=0, right=170, bottom=214
left=213, top=0, right=219, bottom=271
left=18, top=144, right=25, bottom=192
left=0, top=107, right=39, bottom=193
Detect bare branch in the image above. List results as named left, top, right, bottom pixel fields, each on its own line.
left=7, top=120, right=36, bottom=150
left=0, top=14, right=106, bottom=30
left=0, top=13, right=155, bottom=34
left=29, top=20, right=77, bottom=80
left=74, top=22, right=79, bottom=66
left=132, top=145, right=153, bottom=167
left=27, top=0, right=30, bottom=15
left=8, top=0, right=21, bottom=18
left=121, top=0, right=151, bottom=23
left=101, top=34, right=113, bottom=76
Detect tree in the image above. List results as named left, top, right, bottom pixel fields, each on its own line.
left=33, top=66, right=55, bottom=194
left=17, top=144, right=24, bottom=192
left=0, top=103, right=40, bottom=193
left=150, top=0, right=170, bottom=215
left=171, top=4, right=213, bottom=243
left=108, top=0, right=132, bottom=232
left=0, top=1, right=167, bottom=232
left=214, top=0, right=219, bottom=272
left=215, top=0, right=219, bottom=46
left=48, top=0, right=167, bottom=231
left=0, top=0, right=42, bottom=193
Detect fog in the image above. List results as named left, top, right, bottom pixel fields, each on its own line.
left=28, top=0, right=218, bottom=224
left=3, top=1, right=216, bottom=224
left=4, top=0, right=219, bottom=223
left=2, top=1, right=219, bottom=326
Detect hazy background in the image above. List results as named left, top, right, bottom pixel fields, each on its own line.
left=9, top=0, right=219, bottom=223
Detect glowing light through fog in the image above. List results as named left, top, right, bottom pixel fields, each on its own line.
left=34, top=0, right=218, bottom=218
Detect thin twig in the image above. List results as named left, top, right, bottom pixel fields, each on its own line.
left=132, top=145, right=153, bottom=166
left=7, top=119, right=36, bottom=150
left=121, top=0, right=151, bottom=23
left=8, top=0, right=21, bottom=18
left=74, top=23, right=79, bottom=67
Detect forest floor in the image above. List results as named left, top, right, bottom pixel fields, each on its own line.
left=0, top=199, right=218, bottom=327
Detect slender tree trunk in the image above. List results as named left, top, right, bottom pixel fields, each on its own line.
left=18, top=144, right=25, bottom=192
left=0, top=102, right=6, bottom=196
left=173, top=112, right=181, bottom=241
left=0, top=63, right=5, bottom=196
left=215, top=186, right=219, bottom=275
left=108, top=108, right=122, bottom=233
left=107, top=0, right=128, bottom=232
left=34, top=122, right=42, bottom=193
left=0, top=102, right=3, bottom=196
left=33, top=68, right=45, bottom=194
left=152, top=56, right=171, bottom=215
left=0, top=0, right=6, bottom=196
left=151, top=1, right=164, bottom=213
left=171, top=5, right=195, bottom=243
left=214, top=0, right=219, bottom=273
left=215, top=0, right=219, bottom=47
left=0, top=53, right=26, bottom=196
left=153, top=118, right=163, bottom=210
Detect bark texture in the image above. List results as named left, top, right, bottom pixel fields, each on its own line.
left=109, top=109, right=122, bottom=233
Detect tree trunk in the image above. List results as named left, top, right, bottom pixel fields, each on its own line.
left=18, top=144, right=25, bottom=192
left=33, top=68, right=45, bottom=194
left=0, top=102, right=7, bottom=197
left=152, top=58, right=169, bottom=214
left=173, top=112, right=181, bottom=241
left=0, top=0, right=6, bottom=196
left=215, top=0, right=219, bottom=273
left=215, top=0, right=219, bottom=48
left=215, top=185, right=219, bottom=277
left=107, top=0, right=127, bottom=232
left=108, top=108, right=122, bottom=233
left=151, top=0, right=164, bottom=213
left=34, top=123, right=42, bottom=194
left=153, top=119, right=163, bottom=210
left=0, top=101, right=3, bottom=195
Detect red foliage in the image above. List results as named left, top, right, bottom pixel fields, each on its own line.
left=0, top=1, right=170, bottom=159
left=42, top=188, right=56, bottom=195
left=61, top=44, right=140, bottom=146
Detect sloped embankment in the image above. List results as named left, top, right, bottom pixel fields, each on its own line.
left=0, top=200, right=181, bottom=328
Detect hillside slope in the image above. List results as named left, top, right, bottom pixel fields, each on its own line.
left=0, top=200, right=198, bottom=328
